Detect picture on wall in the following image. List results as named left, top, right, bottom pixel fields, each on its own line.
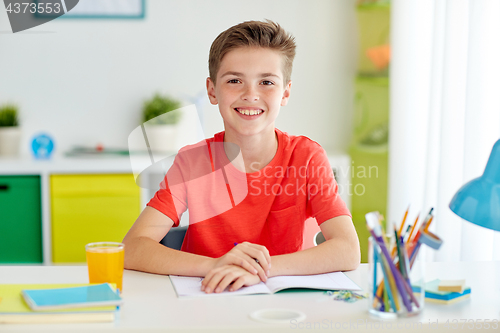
left=35, top=0, right=146, bottom=19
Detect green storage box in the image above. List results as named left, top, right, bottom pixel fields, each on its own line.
left=350, top=76, right=389, bottom=263
left=0, top=176, right=43, bottom=263
left=349, top=144, right=388, bottom=263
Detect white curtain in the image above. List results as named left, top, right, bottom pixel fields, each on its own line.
left=389, top=0, right=500, bottom=262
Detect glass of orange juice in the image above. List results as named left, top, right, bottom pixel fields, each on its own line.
left=85, top=242, right=125, bottom=293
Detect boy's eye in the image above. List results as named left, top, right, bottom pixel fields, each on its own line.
left=261, top=80, right=274, bottom=85
left=228, top=79, right=240, bottom=83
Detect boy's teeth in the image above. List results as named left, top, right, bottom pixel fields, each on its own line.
left=237, top=108, right=262, bottom=116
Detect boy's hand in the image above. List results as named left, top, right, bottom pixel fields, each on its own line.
left=212, top=242, right=271, bottom=282
left=201, top=264, right=262, bottom=293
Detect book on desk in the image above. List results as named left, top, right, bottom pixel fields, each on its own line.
left=170, top=271, right=361, bottom=297
left=412, top=279, right=471, bottom=304
left=0, top=283, right=121, bottom=324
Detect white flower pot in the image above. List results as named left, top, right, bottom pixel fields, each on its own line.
left=143, top=124, right=178, bottom=153
left=0, top=127, right=21, bottom=157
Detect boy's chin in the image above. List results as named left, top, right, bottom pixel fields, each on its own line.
left=226, top=124, right=276, bottom=138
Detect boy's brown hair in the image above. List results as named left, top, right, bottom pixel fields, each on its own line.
left=209, top=20, right=296, bottom=85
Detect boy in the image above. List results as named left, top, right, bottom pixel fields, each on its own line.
left=123, top=20, right=360, bottom=294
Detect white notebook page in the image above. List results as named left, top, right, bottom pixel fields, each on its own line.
left=170, top=271, right=360, bottom=297
left=265, top=272, right=361, bottom=293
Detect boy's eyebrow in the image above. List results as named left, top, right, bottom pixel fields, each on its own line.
left=220, top=71, right=243, bottom=77
left=220, top=71, right=281, bottom=79
left=260, top=72, right=281, bottom=79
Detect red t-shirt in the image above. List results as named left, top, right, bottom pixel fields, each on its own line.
left=147, top=128, right=351, bottom=257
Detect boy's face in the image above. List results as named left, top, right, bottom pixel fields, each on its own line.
left=206, top=47, right=292, bottom=138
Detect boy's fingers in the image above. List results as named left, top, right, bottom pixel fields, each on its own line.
left=202, top=266, right=227, bottom=293
left=242, top=255, right=267, bottom=281
left=229, top=276, right=246, bottom=292
left=255, top=244, right=272, bottom=268
left=231, top=250, right=266, bottom=279
left=204, top=270, right=226, bottom=293
left=207, top=267, right=245, bottom=293
left=244, top=248, right=270, bottom=274
left=232, top=243, right=270, bottom=278
left=244, top=243, right=271, bottom=267
left=238, top=258, right=258, bottom=275
left=214, top=273, right=240, bottom=293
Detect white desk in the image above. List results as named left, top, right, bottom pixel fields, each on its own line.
left=1, top=262, right=499, bottom=332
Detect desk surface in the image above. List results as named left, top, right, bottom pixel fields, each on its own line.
left=1, top=262, right=499, bottom=332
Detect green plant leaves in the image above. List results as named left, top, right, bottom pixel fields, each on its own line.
left=0, top=104, right=19, bottom=127
left=142, top=94, right=181, bottom=125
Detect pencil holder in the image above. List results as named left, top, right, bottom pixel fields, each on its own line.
left=368, top=236, right=425, bottom=319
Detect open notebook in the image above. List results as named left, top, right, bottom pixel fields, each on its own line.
left=170, top=271, right=361, bottom=297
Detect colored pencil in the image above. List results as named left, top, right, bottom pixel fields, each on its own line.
left=374, top=245, right=397, bottom=312
left=407, top=214, right=420, bottom=242
left=398, top=206, right=409, bottom=237
left=424, top=216, right=434, bottom=233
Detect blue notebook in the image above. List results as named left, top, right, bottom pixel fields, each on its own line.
left=22, top=283, right=123, bottom=311
left=412, top=279, right=471, bottom=304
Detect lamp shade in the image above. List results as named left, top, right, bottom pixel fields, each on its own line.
left=449, top=139, right=500, bottom=232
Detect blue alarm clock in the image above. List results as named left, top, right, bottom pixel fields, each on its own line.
left=32, top=134, right=55, bottom=159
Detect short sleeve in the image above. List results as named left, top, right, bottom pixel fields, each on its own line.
left=306, top=147, right=351, bottom=225
left=147, top=154, right=188, bottom=228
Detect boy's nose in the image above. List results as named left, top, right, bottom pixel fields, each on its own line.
left=241, top=86, right=259, bottom=102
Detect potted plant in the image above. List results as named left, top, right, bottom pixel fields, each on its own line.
left=141, top=94, right=182, bottom=153
left=0, top=104, right=21, bottom=157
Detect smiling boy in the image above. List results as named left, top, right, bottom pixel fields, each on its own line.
left=123, top=20, right=360, bottom=293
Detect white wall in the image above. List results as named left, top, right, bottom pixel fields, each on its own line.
left=0, top=0, right=357, bottom=157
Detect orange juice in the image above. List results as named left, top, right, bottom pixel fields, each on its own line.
left=86, top=242, right=124, bottom=293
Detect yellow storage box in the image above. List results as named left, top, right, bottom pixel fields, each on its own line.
left=51, top=174, right=140, bottom=263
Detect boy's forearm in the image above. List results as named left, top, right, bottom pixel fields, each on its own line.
left=268, top=237, right=360, bottom=277
left=123, top=236, right=215, bottom=277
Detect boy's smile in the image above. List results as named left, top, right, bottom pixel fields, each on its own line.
left=206, top=47, right=292, bottom=140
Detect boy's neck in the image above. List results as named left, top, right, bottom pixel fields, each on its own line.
left=223, top=127, right=278, bottom=173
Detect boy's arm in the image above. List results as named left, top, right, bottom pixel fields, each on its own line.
left=123, top=206, right=270, bottom=280
left=123, top=206, right=215, bottom=277
left=268, top=215, right=360, bottom=277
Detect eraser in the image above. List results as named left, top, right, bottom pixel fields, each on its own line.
left=438, top=279, right=466, bottom=293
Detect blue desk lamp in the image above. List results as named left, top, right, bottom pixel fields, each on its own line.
left=449, top=138, right=500, bottom=231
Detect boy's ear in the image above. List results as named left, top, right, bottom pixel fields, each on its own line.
left=206, top=77, right=218, bottom=105
left=280, top=80, right=292, bottom=106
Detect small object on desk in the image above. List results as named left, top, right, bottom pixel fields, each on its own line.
left=0, top=283, right=117, bottom=324
left=412, top=279, right=471, bottom=305
left=22, top=283, right=123, bottom=311
left=438, top=279, right=466, bottom=293
left=325, top=290, right=368, bottom=303
left=249, top=308, right=306, bottom=324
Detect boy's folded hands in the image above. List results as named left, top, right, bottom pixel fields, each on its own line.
left=204, top=242, right=271, bottom=292
left=201, top=264, right=262, bottom=293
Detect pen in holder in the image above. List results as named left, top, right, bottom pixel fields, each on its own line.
left=366, top=211, right=427, bottom=319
